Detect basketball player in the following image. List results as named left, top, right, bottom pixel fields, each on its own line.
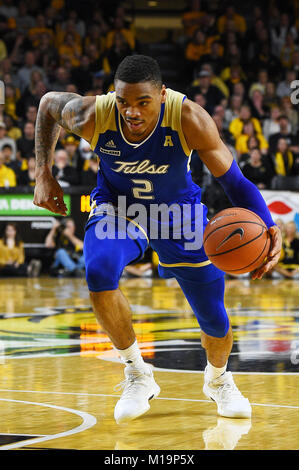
left=33, top=55, right=282, bottom=424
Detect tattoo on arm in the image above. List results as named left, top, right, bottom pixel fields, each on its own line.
left=35, top=92, right=85, bottom=168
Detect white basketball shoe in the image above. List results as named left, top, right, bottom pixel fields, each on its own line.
left=203, top=368, right=252, bottom=418
left=114, top=364, right=160, bottom=424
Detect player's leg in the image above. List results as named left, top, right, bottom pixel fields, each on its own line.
left=84, top=215, right=160, bottom=423
left=177, top=274, right=251, bottom=418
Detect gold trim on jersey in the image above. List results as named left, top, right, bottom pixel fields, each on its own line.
left=90, top=93, right=117, bottom=150
left=159, top=260, right=211, bottom=268
left=161, top=89, right=191, bottom=157
left=90, top=89, right=192, bottom=157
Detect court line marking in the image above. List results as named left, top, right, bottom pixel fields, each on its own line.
left=0, top=398, right=97, bottom=450
left=0, top=389, right=298, bottom=411
left=1, top=352, right=298, bottom=375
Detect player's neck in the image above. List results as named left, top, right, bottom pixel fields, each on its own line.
left=120, top=111, right=161, bottom=144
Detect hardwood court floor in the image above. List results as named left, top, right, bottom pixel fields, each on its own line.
left=0, top=276, right=298, bottom=450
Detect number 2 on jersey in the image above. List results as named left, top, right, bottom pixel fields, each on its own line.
left=131, top=179, right=154, bottom=200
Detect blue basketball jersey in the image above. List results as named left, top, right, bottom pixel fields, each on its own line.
left=89, top=88, right=201, bottom=207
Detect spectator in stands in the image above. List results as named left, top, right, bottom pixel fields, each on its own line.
left=229, top=105, right=262, bottom=140
left=71, top=55, right=93, bottom=94
left=58, top=32, right=82, bottom=67
left=52, top=149, right=79, bottom=187
left=194, top=62, right=229, bottom=99
left=84, top=24, right=106, bottom=57
left=272, top=138, right=296, bottom=177
left=0, top=0, right=17, bottom=18
left=62, top=135, right=82, bottom=171
left=67, top=9, right=86, bottom=38
left=217, top=5, right=247, bottom=36
left=270, top=13, right=297, bottom=58
left=105, top=15, right=135, bottom=51
left=263, top=82, right=280, bottom=108
left=249, top=69, right=269, bottom=96
left=269, top=115, right=298, bottom=154
left=241, top=147, right=274, bottom=189
left=198, top=40, right=225, bottom=75
left=34, top=31, right=59, bottom=74
left=1, top=143, right=20, bottom=177
left=0, top=222, right=26, bottom=277
left=103, top=31, right=133, bottom=76
left=16, top=76, right=48, bottom=119
left=4, top=83, right=20, bottom=122
left=3, top=115, right=21, bottom=142
left=23, top=105, right=37, bottom=128
left=193, top=92, right=206, bottom=109
left=249, top=88, right=269, bottom=122
left=0, top=149, right=16, bottom=187
left=235, top=120, right=268, bottom=157
left=81, top=156, right=99, bottom=187
left=0, top=222, right=41, bottom=277
left=17, top=50, right=46, bottom=94
left=224, top=94, right=243, bottom=129
left=280, top=96, right=299, bottom=135
left=254, top=42, right=282, bottom=77
left=50, top=67, right=71, bottom=92
left=188, top=69, right=225, bottom=115
left=185, top=28, right=208, bottom=75
left=0, top=121, right=16, bottom=159
left=181, top=0, right=205, bottom=43
left=263, top=106, right=282, bottom=140
left=272, top=221, right=299, bottom=279
left=56, top=18, right=82, bottom=49
left=16, top=121, right=35, bottom=161
left=15, top=2, right=35, bottom=35
left=45, top=218, right=85, bottom=277
left=28, top=13, right=54, bottom=49
left=18, top=155, right=36, bottom=186
left=276, top=69, right=297, bottom=99
left=221, top=62, right=247, bottom=97
left=280, top=32, right=296, bottom=69
left=85, top=43, right=103, bottom=73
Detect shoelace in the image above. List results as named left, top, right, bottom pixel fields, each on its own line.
left=216, top=382, right=246, bottom=402
left=114, top=373, right=148, bottom=398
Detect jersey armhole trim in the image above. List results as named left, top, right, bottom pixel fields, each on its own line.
left=90, top=95, right=101, bottom=151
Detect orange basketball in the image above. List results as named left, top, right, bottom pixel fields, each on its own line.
left=203, top=207, right=271, bottom=275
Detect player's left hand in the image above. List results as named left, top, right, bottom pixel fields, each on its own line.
left=251, top=225, right=282, bottom=280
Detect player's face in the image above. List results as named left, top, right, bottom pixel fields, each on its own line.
left=115, top=80, right=166, bottom=140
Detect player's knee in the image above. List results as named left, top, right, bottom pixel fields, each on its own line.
left=85, top=251, right=122, bottom=292
left=200, top=311, right=230, bottom=338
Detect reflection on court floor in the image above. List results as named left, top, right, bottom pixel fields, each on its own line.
left=0, top=277, right=298, bottom=450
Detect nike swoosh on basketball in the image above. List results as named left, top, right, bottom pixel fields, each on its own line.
left=216, top=227, right=245, bottom=251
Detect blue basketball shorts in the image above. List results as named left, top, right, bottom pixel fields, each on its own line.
left=84, top=199, right=228, bottom=338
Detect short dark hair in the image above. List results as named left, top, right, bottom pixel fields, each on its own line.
left=114, top=55, right=162, bottom=88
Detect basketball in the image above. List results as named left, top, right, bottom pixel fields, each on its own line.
left=203, top=207, right=271, bottom=275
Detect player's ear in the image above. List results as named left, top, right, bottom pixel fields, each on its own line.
left=161, top=85, right=167, bottom=103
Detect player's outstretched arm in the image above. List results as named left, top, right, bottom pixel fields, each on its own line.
left=181, top=99, right=282, bottom=279
left=34, top=92, right=96, bottom=215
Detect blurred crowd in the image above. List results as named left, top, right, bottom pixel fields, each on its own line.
left=0, top=0, right=298, bottom=278
left=0, top=0, right=298, bottom=195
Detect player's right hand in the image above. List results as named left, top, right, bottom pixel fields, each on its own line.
left=33, top=175, right=68, bottom=216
